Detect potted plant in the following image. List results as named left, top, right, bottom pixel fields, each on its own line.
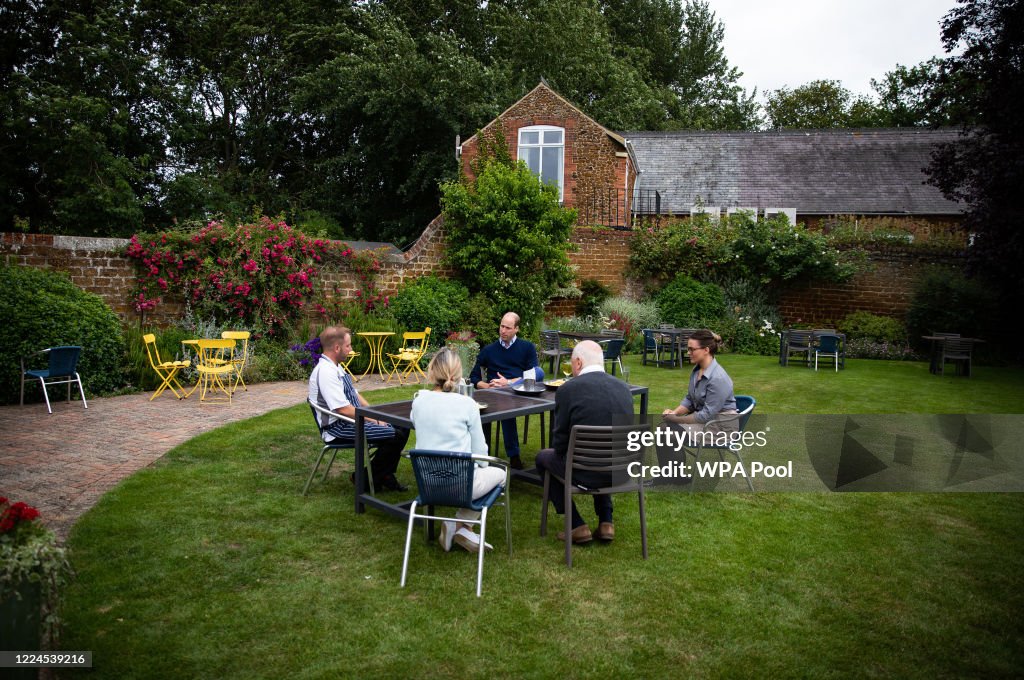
left=0, top=497, right=73, bottom=661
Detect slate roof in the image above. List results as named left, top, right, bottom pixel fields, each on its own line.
left=622, top=128, right=963, bottom=215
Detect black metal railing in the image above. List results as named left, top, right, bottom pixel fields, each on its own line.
left=574, top=189, right=661, bottom=230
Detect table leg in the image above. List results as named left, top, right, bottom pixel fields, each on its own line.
left=355, top=415, right=366, bottom=514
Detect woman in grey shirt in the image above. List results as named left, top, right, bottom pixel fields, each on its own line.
left=662, top=329, right=738, bottom=429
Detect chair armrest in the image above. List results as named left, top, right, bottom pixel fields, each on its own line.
left=470, top=454, right=510, bottom=471
left=307, top=398, right=356, bottom=425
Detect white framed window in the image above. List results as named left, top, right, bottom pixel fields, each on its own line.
left=764, top=208, right=797, bottom=224
left=727, top=207, right=758, bottom=220
left=690, top=205, right=721, bottom=222
left=518, top=125, right=564, bottom=201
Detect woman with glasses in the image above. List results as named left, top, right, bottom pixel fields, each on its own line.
left=662, top=329, right=738, bottom=428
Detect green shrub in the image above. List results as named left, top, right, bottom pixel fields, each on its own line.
left=628, top=214, right=735, bottom=290
left=575, top=279, right=612, bottom=318
left=905, top=268, right=997, bottom=343
left=715, top=314, right=781, bottom=356
left=599, top=296, right=660, bottom=352
left=388, top=275, right=469, bottom=340
left=460, top=293, right=499, bottom=346
left=656, top=275, right=726, bottom=328
left=0, top=265, right=124, bottom=403
left=839, top=311, right=907, bottom=343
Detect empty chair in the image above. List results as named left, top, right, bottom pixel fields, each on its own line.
left=599, top=329, right=625, bottom=339
left=540, top=330, right=563, bottom=375
left=386, top=327, right=431, bottom=384
left=539, top=422, right=650, bottom=567
left=305, top=398, right=377, bottom=495
left=401, top=450, right=511, bottom=597
left=599, top=338, right=626, bottom=376
left=814, top=333, right=843, bottom=371
left=20, top=346, right=87, bottom=413
left=689, top=395, right=757, bottom=492
left=928, top=332, right=960, bottom=374
left=783, top=330, right=813, bottom=367
left=939, top=338, right=973, bottom=377
left=142, top=333, right=191, bottom=401
left=221, top=330, right=250, bottom=393
left=195, top=339, right=236, bottom=404
left=642, top=329, right=676, bottom=367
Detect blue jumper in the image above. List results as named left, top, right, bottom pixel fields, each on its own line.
left=469, top=337, right=543, bottom=458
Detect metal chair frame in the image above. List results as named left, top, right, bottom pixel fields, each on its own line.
left=142, top=333, right=191, bottom=401
left=305, top=398, right=377, bottom=495
left=221, top=330, right=250, bottom=393
left=814, top=333, right=843, bottom=371
left=598, top=338, right=626, bottom=376
left=195, top=339, right=236, bottom=404
left=386, top=327, right=431, bottom=385
left=20, top=346, right=88, bottom=414
left=688, top=395, right=756, bottom=492
left=539, top=422, right=651, bottom=567
left=401, top=450, right=511, bottom=597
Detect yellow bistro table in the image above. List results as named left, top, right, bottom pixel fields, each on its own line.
left=355, top=331, right=394, bottom=381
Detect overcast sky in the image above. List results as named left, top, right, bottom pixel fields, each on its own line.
left=709, top=0, right=954, bottom=100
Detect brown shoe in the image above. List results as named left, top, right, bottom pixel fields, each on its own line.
left=594, top=522, right=615, bottom=541
left=557, top=525, right=593, bottom=544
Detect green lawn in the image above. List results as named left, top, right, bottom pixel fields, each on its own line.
left=61, top=355, right=1024, bottom=678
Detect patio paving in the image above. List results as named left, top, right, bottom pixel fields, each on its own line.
left=0, top=375, right=393, bottom=541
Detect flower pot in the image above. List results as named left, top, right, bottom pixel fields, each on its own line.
left=1, top=578, right=41, bottom=679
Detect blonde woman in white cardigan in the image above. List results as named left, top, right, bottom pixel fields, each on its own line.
left=410, top=348, right=505, bottom=553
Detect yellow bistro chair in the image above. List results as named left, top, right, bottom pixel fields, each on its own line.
left=221, top=330, right=250, bottom=393
left=143, top=333, right=190, bottom=401
left=386, top=327, right=431, bottom=384
left=196, top=338, right=236, bottom=404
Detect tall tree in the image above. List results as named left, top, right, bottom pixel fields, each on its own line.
left=871, top=58, right=954, bottom=127
left=925, top=0, right=1024, bottom=348
left=765, top=79, right=884, bottom=129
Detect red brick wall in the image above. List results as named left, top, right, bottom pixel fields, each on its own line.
left=1, top=220, right=455, bottom=327
left=460, top=83, right=634, bottom=226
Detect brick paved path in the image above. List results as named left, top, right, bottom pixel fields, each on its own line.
left=0, top=376, right=391, bottom=541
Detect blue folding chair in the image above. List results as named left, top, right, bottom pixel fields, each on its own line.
left=401, top=450, right=511, bottom=597
left=20, top=346, right=87, bottom=414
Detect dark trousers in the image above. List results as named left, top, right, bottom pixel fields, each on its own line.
left=371, top=426, right=410, bottom=479
left=535, top=448, right=612, bottom=528
left=501, top=419, right=521, bottom=457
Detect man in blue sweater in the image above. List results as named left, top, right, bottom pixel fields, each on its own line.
left=470, top=312, right=544, bottom=469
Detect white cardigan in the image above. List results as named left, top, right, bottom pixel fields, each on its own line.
left=409, top=389, right=488, bottom=457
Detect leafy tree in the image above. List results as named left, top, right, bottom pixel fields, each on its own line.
left=871, top=58, right=954, bottom=127
left=924, top=0, right=1024, bottom=352
left=440, top=135, right=576, bottom=337
left=765, top=79, right=884, bottom=129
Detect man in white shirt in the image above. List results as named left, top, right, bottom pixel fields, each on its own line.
left=309, top=325, right=409, bottom=491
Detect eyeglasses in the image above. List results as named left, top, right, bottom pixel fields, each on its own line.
left=686, top=345, right=705, bottom=353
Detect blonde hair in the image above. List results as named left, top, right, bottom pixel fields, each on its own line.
left=426, top=347, right=463, bottom=392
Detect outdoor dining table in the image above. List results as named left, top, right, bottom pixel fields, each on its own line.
left=921, top=335, right=985, bottom=374
left=355, top=331, right=394, bottom=381
left=352, top=382, right=649, bottom=519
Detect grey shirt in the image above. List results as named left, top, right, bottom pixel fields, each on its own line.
left=681, top=358, right=737, bottom=424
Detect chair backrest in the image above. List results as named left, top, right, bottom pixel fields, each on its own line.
left=600, top=338, right=625, bottom=359
left=943, top=338, right=973, bottom=355
left=600, top=329, right=624, bottom=338
left=931, top=331, right=960, bottom=338
left=816, top=333, right=841, bottom=353
left=566, top=423, right=649, bottom=490
left=197, top=338, right=235, bottom=365
left=642, top=329, right=658, bottom=350
left=47, top=346, right=82, bottom=377
left=307, top=397, right=355, bottom=440
left=408, top=450, right=477, bottom=506
left=222, top=330, right=250, bottom=360
left=658, top=323, right=674, bottom=330
left=787, top=330, right=813, bottom=345
left=541, top=330, right=561, bottom=351
left=812, top=329, right=837, bottom=336
left=142, top=334, right=164, bottom=368
left=734, top=395, right=756, bottom=431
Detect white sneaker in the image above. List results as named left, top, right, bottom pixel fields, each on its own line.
left=454, top=527, right=493, bottom=553
left=438, top=521, right=457, bottom=552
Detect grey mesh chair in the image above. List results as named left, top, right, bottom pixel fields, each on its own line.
left=305, top=398, right=377, bottom=495
left=540, top=330, right=563, bottom=375
left=539, top=422, right=650, bottom=567
left=400, top=450, right=511, bottom=597
left=20, top=346, right=87, bottom=414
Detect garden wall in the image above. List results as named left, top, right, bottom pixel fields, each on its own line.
left=1, top=224, right=963, bottom=330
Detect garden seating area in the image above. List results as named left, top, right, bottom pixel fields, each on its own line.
left=42, top=353, right=1024, bottom=677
